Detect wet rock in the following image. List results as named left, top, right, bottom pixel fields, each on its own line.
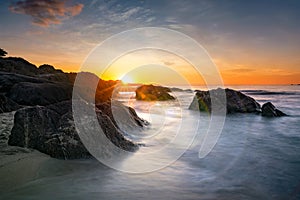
left=0, top=72, right=46, bottom=93
left=96, top=101, right=149, bottom=129
left=8, top=100, right=144, bottom=159
left=261, top=102, right=287, bottom=117
left=0, top=94, right=21, bottom=113
left=136, top=84, right=176, bottom=101
left=8, top=82, right=73, bottom=106
left=1, top=56, right=147, bottom=159
left=189, top=88, right=261, bottom=114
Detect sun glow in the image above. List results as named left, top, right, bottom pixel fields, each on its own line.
left=121, top=74, right=134, bottom=84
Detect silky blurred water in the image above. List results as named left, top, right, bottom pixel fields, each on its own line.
left=1, top=85, right=299, bottom=200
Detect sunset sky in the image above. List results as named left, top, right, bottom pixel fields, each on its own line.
left=0, top=0, right=299, bottom=85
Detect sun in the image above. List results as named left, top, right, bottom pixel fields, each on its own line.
left=121, top=74, right=134, bottom=84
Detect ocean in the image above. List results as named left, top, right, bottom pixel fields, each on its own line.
left=0, top=85, right=299, bottom=200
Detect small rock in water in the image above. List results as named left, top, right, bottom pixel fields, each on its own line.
left=261, top=102, right=287, bottom=117
left=189, top=88, right=261, bottom=114
left=135, top=84, right=176, bottom=101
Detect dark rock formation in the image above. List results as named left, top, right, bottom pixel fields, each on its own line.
left=0, top=57, right=62, bottom=76
left=169, top=87, right=193, bottom=93
left=1, top=56, right=147, bottom=159
left=0, top=94, right=21, bottom=113
left=8, top=105, right=77, bottom=159
left=96, top=101, right=149, bottom=133
left=8, top=82, right=73, bottom=106
left=136, top=84, right=176, bottom=101
left=261, top=102, right=287, bottom=117
left=0, top=57, right=37, bottom=76
left=38, top=64, right=63, bottom=74
left=96, top=109, right=138, bottom=152
left=127, top=106, right=150, bottom=127
left=65, top=72, right=120, bottom=104
left=96, top=79, right=121, bottom=104
left=8, top=100, right=144, bottom=159
left=189, top=88, right=261, bottom=114
left=0, top=72, right=47, bottom=93
left=0, top=70, right=119, bottom=109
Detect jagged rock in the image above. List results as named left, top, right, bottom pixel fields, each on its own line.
left=0, top=57, right=37, bottom=76
left=0, top=57, right=62, bottom=76
left=8, top=100, right=145, bottom=159
left=67, top=72, right=120, bottom=104
left=96, top=101, right=149, bottom=133
left=127, top=106, right=150, bottom=127
left=38, top=64, right=63, bottom=74
left=0, top=72, right=47, bottom=93
left=96, top=110, right=138, bottom=152
left=261, top=102, right=287, bottom=117
left=0, top=94, right=21, bottom=113
left=37, top=73, right=72, bottom=83
left=136, top=84, right=176, bottom=101
left=96, top=79, right=121, bottom=103
left=1, top=56, right=148, bottom=159
left=8, top=82, right=73, bottom=106
left=0, top=70, right=119, bottom=109
left=189, top=88, right=261, bottom=114
left=8, top=106, right=66, bottom=158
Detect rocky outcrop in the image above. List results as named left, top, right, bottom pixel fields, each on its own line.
left=0, top=72, right=47, bottom=93
left=0, top=57, right=37, bottom=76
left=8, top=105, right=77, bottom=159
left=0, top=71, right=119, bottom=109
left=136, top=84, right=176, bottom=101
left=189, top=88, right=261, bottom=114
left=261, top=102, right=287, bottom=117
left=38, top=64, right=63, bottom=74
left=1, top=56, right=148, bottom=159
left=96, top=101, right=149, bottom=130
left=0, top=72, right=73, bottom=109
left=0, top=94, right=21, bottom=113
left=8, top=82, right=73, bottom=106
left=8, top=100, right=145, bottom=159
left=189, top=88, right=288, bottom=117
left=225, top=88, right=261, bottom=113
left=0, top=57, right=62, bottom=76
left=189, top=88, right=261, bottom=113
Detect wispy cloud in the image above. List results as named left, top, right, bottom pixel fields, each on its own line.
left=224, top=68, right=257, bottom=73
left=9, top=0, right=84, bottom=27
left=163, top=61, right=174, bottom=66
left=69, top=1, right=155, bottom=45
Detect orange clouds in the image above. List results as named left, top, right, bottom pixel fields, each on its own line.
left=9, top=0, right=83, bottom=27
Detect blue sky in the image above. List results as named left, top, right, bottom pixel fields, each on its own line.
left=0, top=0, right=299, bottom=84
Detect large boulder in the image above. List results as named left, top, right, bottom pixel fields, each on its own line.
left=261, top=102, right=287, bottom=117
left=96, top=101, right=149, bottom=134
left=68, top=72, right=120, bottom=104
left=0, top=72, right=47, bottom=93
left=8, top=105, right=99, bottom=159
left=136, top=84, right=176, bottom=101
left=0, top=94, right=21, bottom=113
left=7, top=82, right=73, bottom=106
left=8, top=100, right=146, bottom=159
left=189, top=88, right=261, bottom=114
left=0, top=70, right=120, bottom=110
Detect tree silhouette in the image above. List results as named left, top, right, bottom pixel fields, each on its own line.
left=0, top=48, right=7, bottom=57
